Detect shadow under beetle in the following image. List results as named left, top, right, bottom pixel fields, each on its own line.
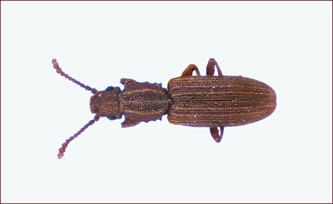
left=52, top=58, right=276, bottom=159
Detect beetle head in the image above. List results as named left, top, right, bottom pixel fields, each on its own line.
left=90, top=86, right=122, bottom=119
left=53, top=59, right=125, bottom=159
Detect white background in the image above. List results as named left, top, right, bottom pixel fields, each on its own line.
left=1, top=1, right=332, bottom=203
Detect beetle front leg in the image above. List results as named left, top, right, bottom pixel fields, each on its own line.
left=210, top=126, right=224, bottom=143
left=206, top=58, right=223, bottom=76
left=181, top=64, right=201, bottom=77
left=121, top=118, right=141, bottom=128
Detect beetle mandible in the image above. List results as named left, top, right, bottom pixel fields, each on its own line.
left=52, top=58, right=276, bottom=159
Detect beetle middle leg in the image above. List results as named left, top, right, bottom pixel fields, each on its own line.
left=181, top=64, right=201, bottom=77
left=206, top=58, right=223, bottom=76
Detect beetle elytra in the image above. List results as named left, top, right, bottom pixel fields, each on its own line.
left=52, top=58, right=276, bottom=159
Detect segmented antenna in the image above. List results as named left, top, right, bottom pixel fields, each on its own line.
left=52, top=59, right=98, bottom=94
left=52, top=59, right=101, bottom=159
left=58, top=115, right=100, bottom=159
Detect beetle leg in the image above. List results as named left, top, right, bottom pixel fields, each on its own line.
left=206, top=58, right=223, bottom=76
left=121, top=118, right=141, bottom=128
left=209, top=126, right=224, bottom=143
left=181, top=64, right=201, bottom=77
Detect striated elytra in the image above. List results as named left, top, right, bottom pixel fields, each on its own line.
left=168, top=76, right=276, bottom=127
left=52, top=58, right=276, bottom=159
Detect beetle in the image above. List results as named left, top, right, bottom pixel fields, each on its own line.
left=52, top=58, right=276, bottom=159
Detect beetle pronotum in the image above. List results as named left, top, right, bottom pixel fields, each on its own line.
left=52, top=58, right=276, bottom=159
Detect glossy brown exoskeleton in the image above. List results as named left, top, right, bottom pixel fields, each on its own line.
left=52, top=58, right=276, bottom=159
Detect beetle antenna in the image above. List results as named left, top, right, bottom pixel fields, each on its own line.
left=52, top=59, right=98, bottom=95
left=58, top=115, right=100, bottom=159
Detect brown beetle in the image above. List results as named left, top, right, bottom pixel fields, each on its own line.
left=52, top=58, right=276, bottom=159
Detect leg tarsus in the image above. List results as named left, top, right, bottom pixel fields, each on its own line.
left=181, top=64, right=201, bottom=77
left=210, top=126, right=224, bottom=143
left=206, top=58, right=223, bottom=76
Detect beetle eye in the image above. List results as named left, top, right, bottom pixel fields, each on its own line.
left=105, top=86, right=114, bottom=91
left=107, top=116, right=116, bottom=120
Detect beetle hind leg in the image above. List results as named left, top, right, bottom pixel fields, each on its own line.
left=210, top=126, right=224, bottom=143
left=206, top=58, right=223, bottom=76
